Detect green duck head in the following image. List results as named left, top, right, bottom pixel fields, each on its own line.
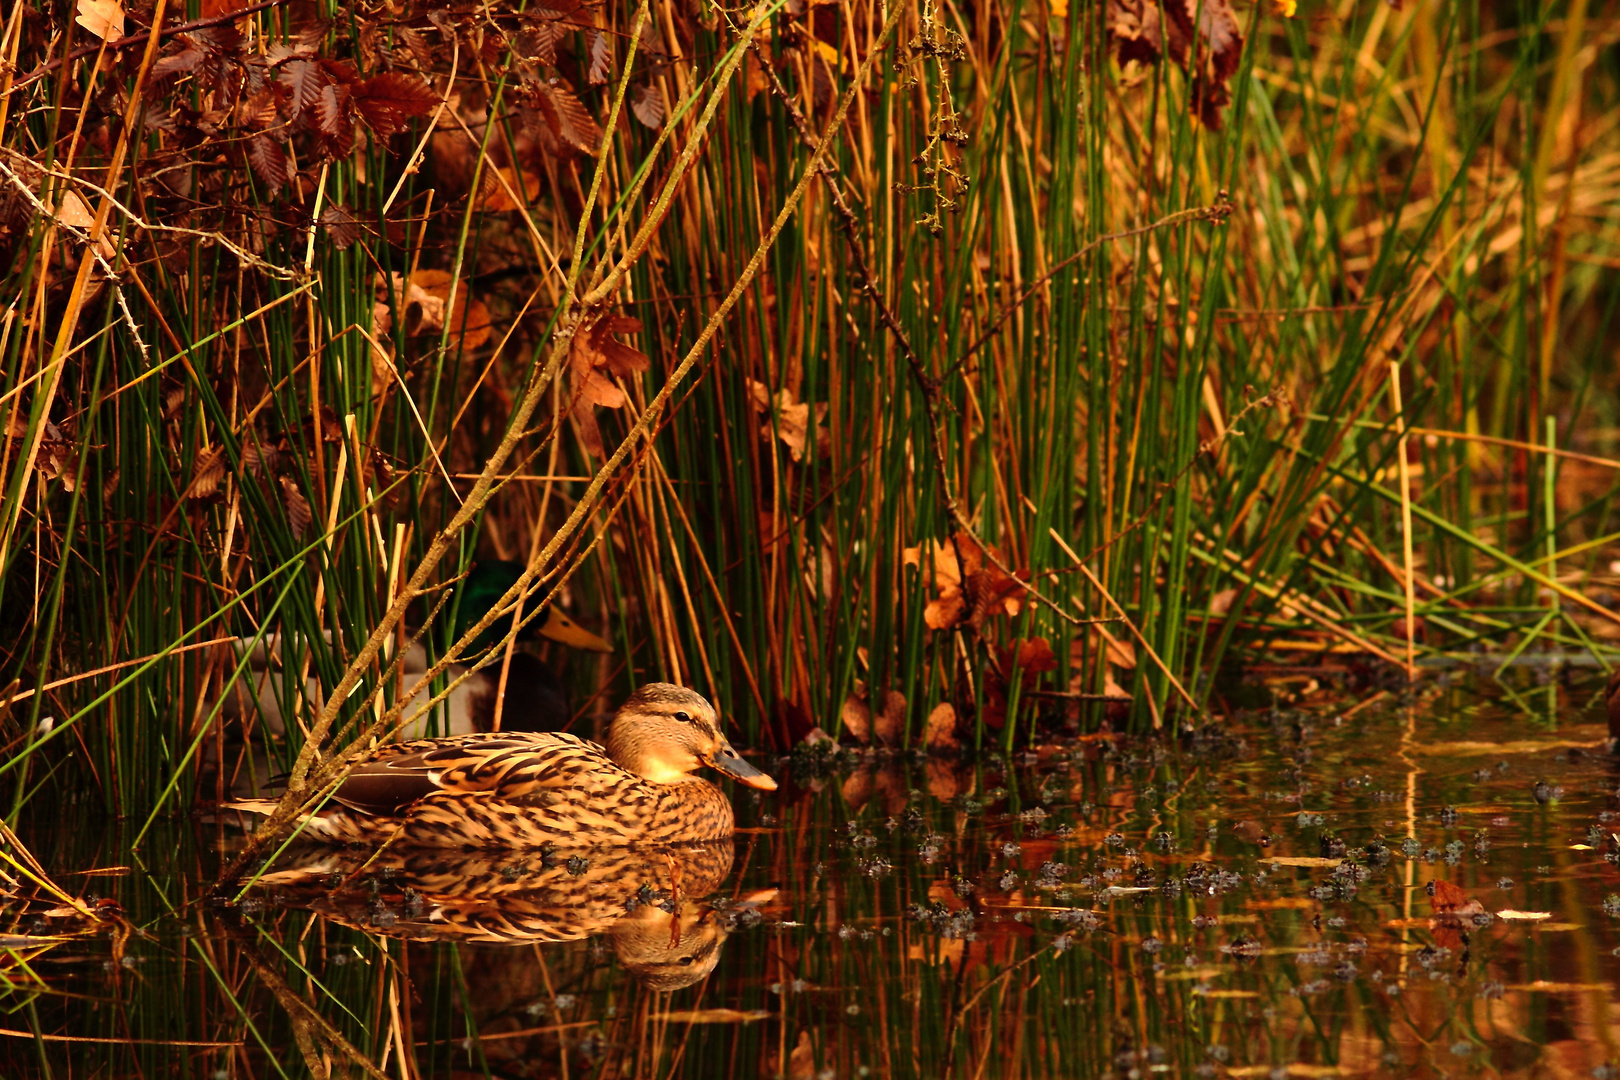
left=452, top=560, right=612, bottom=654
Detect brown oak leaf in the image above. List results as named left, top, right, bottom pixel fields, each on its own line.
left=568, top=313, right=648, bottom=456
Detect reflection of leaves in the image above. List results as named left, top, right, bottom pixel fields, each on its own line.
left=568, top=314, right=648, bottom=456
left=1106, top=0, right=1243, bottom=127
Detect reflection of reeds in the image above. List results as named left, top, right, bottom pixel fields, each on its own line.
left=14, top=697, right=1620, bottom=1077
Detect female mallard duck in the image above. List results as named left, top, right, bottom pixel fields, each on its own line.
left=232, top=684, right=776, bottom=847
left=223, top=560, right=612, bottom=739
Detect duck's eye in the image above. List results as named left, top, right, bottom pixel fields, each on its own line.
left=674, top=711, right=693, bottom=724
left=677, top=955, right=695, bottom=965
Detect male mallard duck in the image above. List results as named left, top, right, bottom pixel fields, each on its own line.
left=223, top=561, right=612, bottom=740
left=230, top=684, right=776, bottom=847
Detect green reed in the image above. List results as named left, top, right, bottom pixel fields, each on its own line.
left=0, top=0, right=1617, bottom=823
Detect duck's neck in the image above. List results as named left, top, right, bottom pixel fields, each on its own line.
left=606, top=729, right=701, bottom=785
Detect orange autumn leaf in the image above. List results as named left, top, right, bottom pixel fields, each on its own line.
left=76, top=0, right=124, bottom=40
left=904, top=531, right=1027, bottom=630
left=404, top=269, right=492, bottom=350
left=568, top=312, right=648, bottom=457
left=746, top=379, right=827, bottom=462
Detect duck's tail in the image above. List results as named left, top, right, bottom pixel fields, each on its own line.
left=219, top=799, right=355, bottom=841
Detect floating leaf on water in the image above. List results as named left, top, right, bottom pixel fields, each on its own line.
left=1496, top=910, right=1553, bottom=921
left=1258, top=857, right=1342, bottom=868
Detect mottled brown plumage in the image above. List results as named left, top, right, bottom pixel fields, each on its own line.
left=231, top=684, right=776, bottom=847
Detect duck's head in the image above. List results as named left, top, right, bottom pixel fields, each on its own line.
left=456, top=560, right=613, bottom=653
left=606, top=684, right=777, bottom=791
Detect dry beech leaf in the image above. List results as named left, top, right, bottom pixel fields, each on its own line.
left=187, top=448, right=227, bottom=500
left=537, top=83, right=603, bottom=155
left=409, top=269, right=492, bottom=350
left=839, top=694, right=871, bottom=744
left=631, top=83, right=666, bottom=128
left=246, top=135, right=289, bottom=196
left=568, top=313, right=647, bottom=457
left=1495, top=910, right=1553, bottom=921
left=279, top=477, right=312, bottom=536
left=924, top=702, right=958, bottom=750
left=76, top=0, right=125, bottom=40
left=352, top=72, right=439, bottom=139
left=745, top=379, right=827, bottom=462
left=587, top=29, right=612, bottom=85
left=319, top=203, right=359, bottom=249
left=481, top=166, right=541, bottom=212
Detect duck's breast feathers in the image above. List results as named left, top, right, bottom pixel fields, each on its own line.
left=333, top=732, right=623, bottom=814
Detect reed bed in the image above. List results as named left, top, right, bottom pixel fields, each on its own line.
left=0, top=0, right=1617, bottom=825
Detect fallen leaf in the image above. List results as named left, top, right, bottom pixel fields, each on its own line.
left=410, top=269, right=492, bottom=350
left=924, top=702, right=958, bottom=750
left=1106, top=0, right=1243, bottom=128
left=537, top=83, right=603, bottom=155
left=568, top=313, right=648, bottom=456
left=839, top=694, right=871, bottom=744
left=745, top=379, right=827, bottom=462
left=1496, top=910, right=1553, bottom=921
left=481, top=166, right=542, bottom=212
left=998, top=637, right=1058, bottom=683
left=352, top=72, right=438, bottom=139
left=1258, top=857, right=1343, bottom=868
left=875, top=689, right=905, bottom=744
left=631, top=83, right=666, bottom=128
left=911, top=532, right=1028, bottom=631
left=76, top=0, right=125, bottom=41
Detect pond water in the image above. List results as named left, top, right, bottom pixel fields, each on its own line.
left=7, top=671, right=1620, bottom=1078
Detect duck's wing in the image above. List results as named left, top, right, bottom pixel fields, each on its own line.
left=332, top=732, right=619, bottom=814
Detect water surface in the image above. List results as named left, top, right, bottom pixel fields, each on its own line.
left=8, top=672, right=1620, bottom=1078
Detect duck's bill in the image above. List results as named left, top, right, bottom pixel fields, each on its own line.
left=706, top=750, right=778, bottom=791
left=536, top=608, right=614, bottom=652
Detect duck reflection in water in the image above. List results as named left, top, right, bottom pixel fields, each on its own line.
left=255, top=840, right=763, bottom=991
